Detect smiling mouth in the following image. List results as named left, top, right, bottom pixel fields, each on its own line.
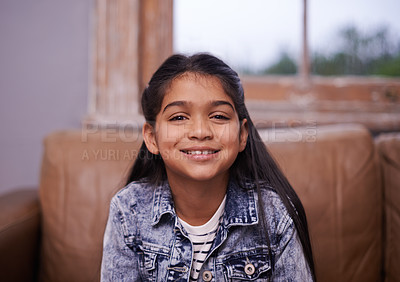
left=181, top=150, right=220, bottom=155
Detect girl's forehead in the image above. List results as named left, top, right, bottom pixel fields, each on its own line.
left=171, top=72, right=221, bottom=89
left=163, top=72, right=232, bottom=103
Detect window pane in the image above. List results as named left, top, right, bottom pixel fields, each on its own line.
left=173, top=0, right=301, bottom=73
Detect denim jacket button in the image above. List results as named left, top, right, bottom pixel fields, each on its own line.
left=244, top=263, right=255, bottom=275
left=202, top=270, right=213, bottom=281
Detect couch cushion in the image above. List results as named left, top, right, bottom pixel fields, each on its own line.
left=39, top=128, right=143, bottom=282
left=260, top=124, right=383, bottom=282
left=376, top=133, right=400, bottom=282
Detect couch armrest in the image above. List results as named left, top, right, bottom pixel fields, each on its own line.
left=0, top=189, right=41, bottom=282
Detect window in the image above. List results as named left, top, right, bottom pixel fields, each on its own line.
left=174, top=0, right=400, bottom=77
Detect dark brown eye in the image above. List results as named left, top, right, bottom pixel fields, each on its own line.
left=169, top=115, right=187, bottom=121
left=212, top=115, right=229, bottom=120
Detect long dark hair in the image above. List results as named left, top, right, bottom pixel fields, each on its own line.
left=127, top=53, right=315, bottom=279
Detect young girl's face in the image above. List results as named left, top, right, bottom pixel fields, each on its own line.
left=143, top=73, right=248, bottom=184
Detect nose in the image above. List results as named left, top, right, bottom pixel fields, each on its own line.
left=187, top=117, right=213, bottom=140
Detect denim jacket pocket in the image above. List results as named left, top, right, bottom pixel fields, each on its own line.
left=134, top=241, right=171, bottom=281
left=221, top=250, right=271, bottom=281
left=142, top=251, right=157, bottom=271
left=136, top=249, right=157, bottom=281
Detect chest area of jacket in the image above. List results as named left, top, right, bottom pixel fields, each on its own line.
left=127, top=229, right=272, bottom=281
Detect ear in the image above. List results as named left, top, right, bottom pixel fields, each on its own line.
left=142, top=122, right=159, bottom=155
left=239, top=119, right=249, bottom=152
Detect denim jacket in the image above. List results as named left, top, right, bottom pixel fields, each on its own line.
left=101, top=179, right=313, bottom=281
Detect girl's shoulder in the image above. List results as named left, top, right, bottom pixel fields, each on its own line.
left=111, top=179, right=156, bottom=208
left=241, top=179, right=277, bottom=195
left=241, top=179, right=292, bottom=229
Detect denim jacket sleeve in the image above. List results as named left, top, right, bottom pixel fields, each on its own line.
left=101, top=198, right=140, bottom=281
left=271, top=212, right=313, bottom=281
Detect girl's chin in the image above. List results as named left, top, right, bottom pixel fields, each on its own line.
left=166, top=169, right=230, bottom=184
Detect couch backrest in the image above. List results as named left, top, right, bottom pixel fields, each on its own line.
left=39, top=124, right=383, bottom=282
left=376, top=133, right=400, bottom=282
left=39, top=129, right=142, bottom=282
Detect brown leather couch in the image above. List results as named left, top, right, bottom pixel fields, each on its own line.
left=0, top=124, right=399, bottom=282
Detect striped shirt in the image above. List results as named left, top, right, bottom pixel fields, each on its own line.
left=178, top=196, right=226, bottom=281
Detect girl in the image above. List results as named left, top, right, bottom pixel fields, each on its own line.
left=101, top=53, right=315, bottom=281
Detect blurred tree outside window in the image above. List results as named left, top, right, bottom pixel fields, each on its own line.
left=310, top=25, right=400, bottom=77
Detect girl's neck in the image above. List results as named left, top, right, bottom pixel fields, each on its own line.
left=168, top=174, right=229, bottom=226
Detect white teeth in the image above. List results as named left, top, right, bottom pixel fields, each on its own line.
left=186, top=150, right=214, bottom=155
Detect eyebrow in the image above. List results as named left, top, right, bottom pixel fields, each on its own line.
left=162, top=101, right=187, bottom=113
left=211, top=100, right=235, bottom=111
left=162, top=100, right=235, bottom=113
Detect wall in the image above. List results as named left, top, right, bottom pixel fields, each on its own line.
left=0, top=0, right=93, bottom=195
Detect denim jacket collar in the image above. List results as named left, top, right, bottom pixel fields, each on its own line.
left=150, top=179, right=259, bottom=228
left=151, top=181, right=175, bottom=226
left=223, top=180, right=259, bottom=227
